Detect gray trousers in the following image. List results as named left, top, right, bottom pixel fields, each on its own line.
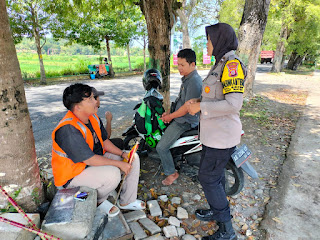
left=156, top=120, right=191, bottom=175
left=69, top=152, right=140, bottom=205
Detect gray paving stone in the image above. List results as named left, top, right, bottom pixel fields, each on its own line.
left=193, top=194, right=201, bottom=201
left=168, top=216, right=180, bottom=227
left=84, top=206, right=109, bottom=240
left=129, top=221, right=148, bottom=240
left=147, top=200, right=162, bottom=217
left=171, top=197, right=181, bottom=205
left=177, top=207, right=189, bottom=219
left=124, top=210, right=147, bottom=222
left=143, top=234, right=165, bottom=240
left=159, top=195, right=168, bottom=202
left=139, top=218, right=161, bottom=235
left=102, top=211, right=133, bottom=240
left=177, top=227, right=186, bottom=237
left=41, top=186, right=96, bottom=240
left=182, top=234, right=197, bottom=240
left=163, top=225, right=178, bottom=238
left=0, top=213, right=40, bottom=240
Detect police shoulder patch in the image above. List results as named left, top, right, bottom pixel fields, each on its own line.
left=221, top=59, right=245, bottom=95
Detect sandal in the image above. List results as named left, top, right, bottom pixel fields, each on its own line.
left=117, top=199, right=146, bottom=210
left=97, top=199, right=120, bottom=217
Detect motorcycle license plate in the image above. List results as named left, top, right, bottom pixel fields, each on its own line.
left=231, top=144, right=252, bottom=168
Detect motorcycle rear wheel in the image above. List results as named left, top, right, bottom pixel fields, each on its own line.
left=225, top=161, right=244, bottom=196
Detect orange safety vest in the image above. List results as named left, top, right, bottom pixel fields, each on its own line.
left=51, top=110, right=105, bottom=187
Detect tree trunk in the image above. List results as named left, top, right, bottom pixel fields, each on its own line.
left=0, top=0, right=43, bottom=212
left=281, top=54, right=286, bottom=69
left=287, top=51, right=305, bottom=70
left=286, top=52, right=297, bottom=70
left=34, top=33, right=46, bottom=84
left=271, top=23, right=289, bottom=73
left=105, top=36, right=115, bottom=77
left=127, top=44, right=132, bottom=71
left=30, top=5, right=46, bottom=85
left=237, top=0, right=271, bottom=99
left=140, top=0, right=176, bottom=111
left=293, top=55, right=304, bottom=70
left=176, top=8, right=191, bottom=49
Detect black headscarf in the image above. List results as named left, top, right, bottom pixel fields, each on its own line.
left=205, top=23, right=238, bottom=64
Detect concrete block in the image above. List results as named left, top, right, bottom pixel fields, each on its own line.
left=124, top=210, right=146, bottom=223
left=102, top=211, right=133, bottom=240
left=147, top=200, right=162, bottom=217
left=163, top=225, right=178, bottom=238
left=0, top=213, right=40, bottom=240
left=84, top=207, right=109, bottom=240
left=128, top=221, right=147, bottom=240
left=41, top=186, right=97, bottom=240
left=139, top=218, right=161, bottom=235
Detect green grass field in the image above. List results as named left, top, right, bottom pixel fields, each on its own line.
left=17, top=53, right=147, bottom=79
left=17, top=52, right=214, bottom=80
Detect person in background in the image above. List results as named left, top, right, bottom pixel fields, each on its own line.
left=157, top=48, right=202, bottom=186
left=187, top=23, right=247, bottom=240
left=92, top=87, right=124, bottom=149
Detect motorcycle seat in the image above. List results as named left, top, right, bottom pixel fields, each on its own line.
left=180, top=126, right=199, bottom=137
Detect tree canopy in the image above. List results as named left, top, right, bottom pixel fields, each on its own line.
left=47, top=1, right=143, bottom=51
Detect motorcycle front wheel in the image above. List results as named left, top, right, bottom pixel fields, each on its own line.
left=225, top=160, right=244, bottom=196
left=123, top=135, right=148, bottom=157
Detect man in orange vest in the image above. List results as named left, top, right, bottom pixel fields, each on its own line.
left=51, top=83, right=145, bottom=215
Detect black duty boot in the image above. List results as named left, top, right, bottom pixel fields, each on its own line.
left=195, top=209, right=216, bottom=221
left=202, top=220, right=237, bottom=240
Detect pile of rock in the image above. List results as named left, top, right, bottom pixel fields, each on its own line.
left=123, top=195, right=217, bottom=240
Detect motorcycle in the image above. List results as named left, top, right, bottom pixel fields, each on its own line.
left=122, top=110, right=258, bottom=196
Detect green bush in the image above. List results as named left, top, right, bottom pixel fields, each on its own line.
left=75, top=59, right=92, bottom=74
left=45, top=71, right=61, bottom=78
left=60, top=67, right=74, bottom=76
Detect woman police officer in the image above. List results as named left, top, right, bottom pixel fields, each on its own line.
left=187, top=23, right=247, bottom=240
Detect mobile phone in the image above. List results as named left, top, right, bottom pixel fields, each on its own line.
left=74, top=191, right=88, bottom=201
